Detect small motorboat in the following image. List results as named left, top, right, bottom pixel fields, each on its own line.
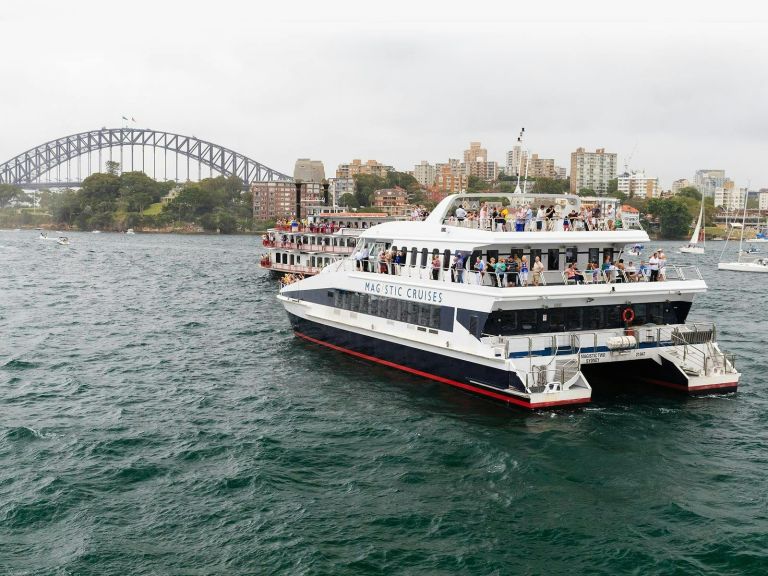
left=126, top=228, right=135, bottom=235
left=56, top=237, right=70, bottom=246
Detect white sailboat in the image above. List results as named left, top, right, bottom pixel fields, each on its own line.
left=679, top=197, right=705, bottom=254
left=718, top=195, right=768, bottom=273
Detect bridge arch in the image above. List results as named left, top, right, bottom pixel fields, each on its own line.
left=0, top=127, right=293, bottom=187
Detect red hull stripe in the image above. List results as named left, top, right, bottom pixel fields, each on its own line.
left=294, top=330, right=589, bottom=409
left=638, top=377, right=738, bottom=393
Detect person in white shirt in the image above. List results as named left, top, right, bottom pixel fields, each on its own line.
left=455, top=205, right=467, bottom=221
left=658, top=250, right=667, bottom=281
left=648, top=252, right=660, bottom=282
left=536, top=205, right=546, bottom=231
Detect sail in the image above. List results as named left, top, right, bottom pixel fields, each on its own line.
left=689, top=200, right=704, bottom=245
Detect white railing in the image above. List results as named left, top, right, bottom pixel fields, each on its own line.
left=442, top=216, right=642, bottom=232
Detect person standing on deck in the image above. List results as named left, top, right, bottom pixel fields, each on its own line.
left=648, top=252, right=660, bottom=282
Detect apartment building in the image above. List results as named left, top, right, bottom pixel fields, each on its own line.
left=252, top=181, right=323, bottom=220
left=569, top=147, right=618, bottom=195
left=372, top=187, right=409, bottom=217
left=618, top=171, right=660, bottom=199
left=413, top=161, right=436, bottom=186
left=505, top=146, right=528, bottom=177
left=336, top=159, right=394, bottom=179
left=694, top=169, right=726, bottom=198
left=672, top=178, right=691, bottom=194
left=714, top=186, right=747, bottom=211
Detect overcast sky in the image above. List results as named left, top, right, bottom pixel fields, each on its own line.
left=1, top=0, right=767, bottom=189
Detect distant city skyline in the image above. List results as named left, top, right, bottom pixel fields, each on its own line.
left=1, top=1, right=766, bottom=191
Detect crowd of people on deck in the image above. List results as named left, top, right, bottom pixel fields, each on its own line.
left=448, top=202, right=628, bottom=232
left=563, top=250, right=669, bottom=284
left=353, top=244, right=671, bottom=287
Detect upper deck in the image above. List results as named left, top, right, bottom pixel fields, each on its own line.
left=431, top=192, right=640, bottom=232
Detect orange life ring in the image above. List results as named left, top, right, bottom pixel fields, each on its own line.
left=622, top=307, right=635, bottom=324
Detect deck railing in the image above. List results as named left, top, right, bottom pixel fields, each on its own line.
left=334, top=258, right=702, bottom=288
left=441, top=216, right=642, bottom=232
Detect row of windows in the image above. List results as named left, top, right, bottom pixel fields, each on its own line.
left=483, top=302, right=689, bottom=336
left=370, top=244, right=615, bottom=271
left=332, top=290, right=443, bottom=330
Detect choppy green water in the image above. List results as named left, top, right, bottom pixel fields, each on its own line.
left=1, top=231, right=766, bottom=575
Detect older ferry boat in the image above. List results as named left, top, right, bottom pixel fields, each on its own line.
left=259, top=208, right=397, bottom=276
left=278, top=193, right=740, bottom=409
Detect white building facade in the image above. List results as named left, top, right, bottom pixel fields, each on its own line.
left=413, top=161, right=436, bottom=186
left=618, top=171, right=660, bottom=199
left=569, top=147, right=618, bottom=196
left=714, top=187, right=747, bottom=211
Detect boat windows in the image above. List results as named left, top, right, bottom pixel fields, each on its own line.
left=588, top=247, right=600, bottom=266
left=529, top=249, right=542, bottom=266
left=443, top=249, right=451, bottom=269
left=483, top=301, right=690, bottom=336
left=604, top=247, right=614, bottom=265
left=547, top=248, right=560, bottom=270
left=565, top=307, right=583, bottom=331
left=326, top=289, right=445, bottom=330
left=410, top=247, right=418, bottom=266
left=565, top=246, right=578, bottom=264
left=420, top=248, right=429, bottom=268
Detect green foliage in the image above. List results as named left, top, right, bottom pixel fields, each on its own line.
left=533, top=177, right=568, bottom=195
left=105, top=160, right=120, bottom=176
left=45, top=171, right=250, bottom=233
left=467, top=175, right=490, bottom=192
left=646, top=197, right=692, bottom=239
left=677, top=186, right=701, bottom=201
left=352, top=174, right=383, bottom=206
left=607, top=178, right=618, bottom=195
left=338, top=193, right=359, bottom=208
left=578, top=188, right=595, bottom=197
left=608, top=190, right=627, bottom=202
left=0, top=184, right=27, bottom=208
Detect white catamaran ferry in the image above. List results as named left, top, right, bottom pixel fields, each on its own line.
left=278, top=193, right=740, bottom=409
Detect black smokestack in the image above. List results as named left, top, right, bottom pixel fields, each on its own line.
left=322, top=180, right=330, bottom=205
left=294, top=180, right=303, bottom=219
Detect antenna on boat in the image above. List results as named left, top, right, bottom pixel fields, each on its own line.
left=514, top=127, right=525, bottom=194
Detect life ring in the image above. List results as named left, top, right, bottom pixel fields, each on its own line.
left=622, top=307, right=635, bottom=324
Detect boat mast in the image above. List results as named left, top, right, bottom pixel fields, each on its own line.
left=737, top=188, right=748, bottom=262
left=514, top=127, right=525, bottom=195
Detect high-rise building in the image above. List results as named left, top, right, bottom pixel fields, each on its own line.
left=329, top=177, right=356, bottom=205
left=714, top=186, right=746, bottom=211
left=413, top=161, right=436, bottom=186
left=759, top=190, right=768, bottom=211
left=463, top=141, right=487, bottom=164
left=569, top=147, right=618, bottom=195
left=462, top=141, right=497, bottom=182
left=555, top=166, right=567, bottom=180
left=505, top=146, right=528, bottom=177
left=293, top=159, right=325, bottom=182
left=618, top=171, right=660, bottom=199
left=672, top=178, right=691, bottom=194
left=526, top=154, right=558, bottom=179
left=336, top=159, right=394, bottom=179
left=694, top=169, right=726, bottom=198
left=435, top=163, right=467, bottom=194
left=251, top=181, right=323, bottom=221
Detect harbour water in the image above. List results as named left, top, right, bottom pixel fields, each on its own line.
left=1, top=230, right=766, bottom=575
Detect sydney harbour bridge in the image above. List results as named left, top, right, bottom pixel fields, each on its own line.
left=0, top=127, right=293, bottom=189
